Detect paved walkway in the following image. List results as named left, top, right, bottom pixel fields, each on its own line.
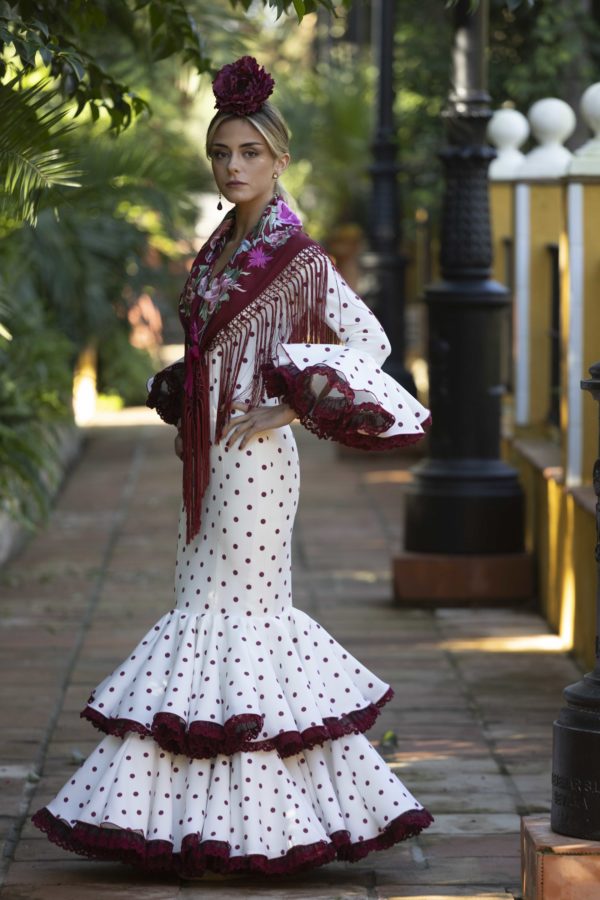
left=0, top=403, right=582, bottom=899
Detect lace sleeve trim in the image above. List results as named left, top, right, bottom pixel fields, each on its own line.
left=146, top=361, right=185, bottom=427
left=263, top=362, right=430, bottom=451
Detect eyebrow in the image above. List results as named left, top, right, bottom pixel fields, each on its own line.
left=211, top=141, right=263, bottom=149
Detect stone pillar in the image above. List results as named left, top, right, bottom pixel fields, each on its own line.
left=512, top=99, right=575, bottom=431
left=564, top=83, right=600, bottom=487
left=487, top=109, right=529, bottom=393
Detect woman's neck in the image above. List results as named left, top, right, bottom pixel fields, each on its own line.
left=230, top=191, right=276, bottom=244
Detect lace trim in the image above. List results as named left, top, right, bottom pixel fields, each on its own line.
left=31, top=805, right=433, bottom=876
left=81, top=686, right=394, bottom=760
left=146, top=361, right=185, bottom=427
left=263, top=362, right=430, bottom=450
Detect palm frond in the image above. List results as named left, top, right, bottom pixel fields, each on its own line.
left=0, top=78, right=81, bottom=226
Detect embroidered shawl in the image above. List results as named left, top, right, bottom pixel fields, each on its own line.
left=175, top=195, right=335, bottom=544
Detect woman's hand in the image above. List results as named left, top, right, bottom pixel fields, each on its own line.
left=221, top=401, right=296, bottom=450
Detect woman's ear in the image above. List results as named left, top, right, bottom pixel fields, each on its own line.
left=276, top=153, right=291, bottom=177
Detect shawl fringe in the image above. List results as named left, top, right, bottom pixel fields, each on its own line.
left=182, top=242, right=336, bottom=545
left=211, top=245, right=336, bottom=443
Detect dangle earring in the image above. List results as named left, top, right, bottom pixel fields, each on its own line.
left=272, top=172, right=279, bottom=195
left=217, top=190, right=223, bottom=211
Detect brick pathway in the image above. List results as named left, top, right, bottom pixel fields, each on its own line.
left=0, top=403, right=582, bottom=899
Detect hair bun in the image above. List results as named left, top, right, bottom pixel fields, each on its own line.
left=212, top=56, right=275, bottom=116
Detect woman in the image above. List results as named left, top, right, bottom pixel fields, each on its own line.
left=32, top=56, right=433, bottom=877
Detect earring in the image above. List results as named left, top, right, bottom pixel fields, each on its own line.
left=217, top=190, right=223, bottom=211
left=272, top=172, right=279, bottom=195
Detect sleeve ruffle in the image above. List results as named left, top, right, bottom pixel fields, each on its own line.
left=146, top=360, right=185, bottom=427
left=263, top=344, right=431, bottom=451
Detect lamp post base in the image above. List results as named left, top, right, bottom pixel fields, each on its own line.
left=405, top=458, right=525, bottom=554
left=393, top=549, right=534, bottom=604
left=552, top=674, right=600, bottom=840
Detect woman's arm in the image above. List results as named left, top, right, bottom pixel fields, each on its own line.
left=263, top=255, right=430, bottom=450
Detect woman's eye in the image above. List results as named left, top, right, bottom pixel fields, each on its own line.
left=244, top=150, right=258, bottom=158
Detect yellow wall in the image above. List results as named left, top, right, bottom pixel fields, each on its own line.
left=489, top=182, right=513, bottom=285
left=527, top=184, right=565, bottom=429
left=506, top=441, right=596, bottom=670
left=572, top=499, right=597, bottom=661
left=493, top=178, right=599, bottom=671
left=582, top=187, right=600, bottom=481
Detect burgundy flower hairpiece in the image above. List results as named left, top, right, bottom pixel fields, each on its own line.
left=212, top=56, right=275, bottom=116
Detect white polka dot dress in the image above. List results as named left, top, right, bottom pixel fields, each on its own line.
left=32, top=256, right=433, bottom=876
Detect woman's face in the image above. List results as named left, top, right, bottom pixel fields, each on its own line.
left=209, top=118, right=288, bottom=208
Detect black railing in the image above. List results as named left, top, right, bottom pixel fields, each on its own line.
left=547, top=242, right=561, bottom=428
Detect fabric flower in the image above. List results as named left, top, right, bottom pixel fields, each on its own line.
left=248, top=246, right=272, bottom=269
left=218, top=273, right=240, bottom=294
left=209, top=226, right=229, bottom=251
left=276, top=198, right=302, bottom=228
left=203, top=284, right=222, bottom=308
left=264, top=230, right=293, bottom=249
left=213, top=56, right=275, bottom=116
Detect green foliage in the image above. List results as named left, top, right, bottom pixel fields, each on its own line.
left=0, top=99, right=207, bottom=527
left=276, top=51, right=376, bottom=239
left=5, top=121, right=204, bottom=340
left=0, top=281, right=74, bottom=527
left=229, top=0, right=351, bottom=19
left=0, top=77, right=80, bottom=227
left=394, top=0, right=451, bottom=234
left=488, top=0, right=600, bottom=110
left=0, top=0, right=179, bottom=130
left=97, top=325, right=156, bottom=407
left=0, top=0, right=350, bottom=134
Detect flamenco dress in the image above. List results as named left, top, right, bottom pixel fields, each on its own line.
left=32, top=196, right=434, bottom=876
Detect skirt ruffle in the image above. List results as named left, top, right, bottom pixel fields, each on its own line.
left=81, top=608, right=393, bottom=759
left=32, top=731, right=432, bottom=877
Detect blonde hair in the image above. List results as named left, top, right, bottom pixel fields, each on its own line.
left=206, top=101, right=293, bottom=204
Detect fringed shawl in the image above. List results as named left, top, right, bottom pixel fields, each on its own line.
left=178, top=199, right=336, bottom=544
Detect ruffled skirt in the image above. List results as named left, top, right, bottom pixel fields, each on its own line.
left=32, top=422, right=432, bottom=874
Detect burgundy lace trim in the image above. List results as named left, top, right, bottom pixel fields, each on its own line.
left=263, top=362, right=430, bottom=451
left=31, top=805, right=433, bottom=876
left=146, top=361, right=185, bottom=427
left=81, top=686, right=394, bottom=760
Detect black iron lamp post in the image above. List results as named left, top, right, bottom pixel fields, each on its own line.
left=403, top=0, right=525, bottom=556
left=361, top=0, right=416, bottom=394
left=551, top=361, right=600, bottom=839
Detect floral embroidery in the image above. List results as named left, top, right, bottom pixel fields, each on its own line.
left=275, top=198, right=302, bottom=228
left=248, top=246, right=272, bottom=269
left=178, top=195, right=302, bottom=331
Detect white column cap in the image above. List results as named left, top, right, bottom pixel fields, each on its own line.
left=517, top=98, right=575, bottom=179
left=487, top=108, right=529, bottom=180
left=569, top=83, right=600, bottom=176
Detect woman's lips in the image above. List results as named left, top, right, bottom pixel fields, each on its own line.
left=227, top=181, right=246, bottom=186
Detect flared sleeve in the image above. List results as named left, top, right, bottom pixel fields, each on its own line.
left=146, top=357, right=185, bottom=427
left=263, top=255, right=430, bottom=450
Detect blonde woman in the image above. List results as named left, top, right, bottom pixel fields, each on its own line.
left=33, top=56, right=432, bottom=877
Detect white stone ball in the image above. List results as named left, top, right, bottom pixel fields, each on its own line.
left=487, top=108, right=529, bottom=150
left=580, top=83, right=600, bottom=136
left=528, top=98, right=576, bottom=145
